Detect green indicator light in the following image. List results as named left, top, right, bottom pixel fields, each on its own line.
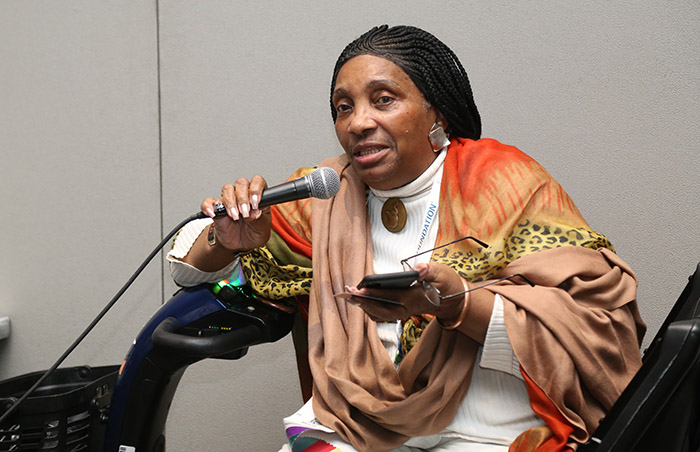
left=212, top=266, right=247, bottom=294
left=212, top=280, right=229, bottom=295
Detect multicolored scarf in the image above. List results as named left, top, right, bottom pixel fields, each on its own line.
left=239, top=139, right=644, bottom=451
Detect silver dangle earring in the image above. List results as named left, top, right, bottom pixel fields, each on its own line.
left=428, top=121, right=450, bottom=151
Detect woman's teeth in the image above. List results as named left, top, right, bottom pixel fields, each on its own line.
left=356, top=148, right=384, bottom=156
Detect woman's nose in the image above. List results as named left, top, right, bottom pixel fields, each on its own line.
left=348, top=105, right=377, bottom=135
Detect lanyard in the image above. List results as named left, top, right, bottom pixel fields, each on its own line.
left=413, top=162, right=444, bottom=260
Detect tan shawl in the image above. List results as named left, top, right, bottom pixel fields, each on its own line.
left=303, top=140, right=644, bottom=451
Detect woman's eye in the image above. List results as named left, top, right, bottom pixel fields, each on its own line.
left=336, top=103, right=351, bottom=114
left=376, top=96, right=393, bottom=105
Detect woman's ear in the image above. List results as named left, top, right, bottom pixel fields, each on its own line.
left=436, top=112, right=448, bottom=132
left=429, top=113, right=451, bottom=151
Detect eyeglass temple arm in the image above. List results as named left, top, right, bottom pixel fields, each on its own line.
left=439, top=273, right=535, bottom=300
left=401, top=236, right=490, bottom=265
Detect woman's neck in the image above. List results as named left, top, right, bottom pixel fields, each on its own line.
left=370, top=150, right=446, bottom=200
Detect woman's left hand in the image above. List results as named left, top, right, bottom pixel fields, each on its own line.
left=344, top=263, right=466, bottom=322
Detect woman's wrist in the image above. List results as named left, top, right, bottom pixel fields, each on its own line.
left=207, top=223, right=247, bottom=255
left=435, top=278, right=470, bottom=328
left=181, top=223, right=241, bottom=272
left=437, top=279, right=495, bottom=344
left=437, top=294, right=471, bottom=330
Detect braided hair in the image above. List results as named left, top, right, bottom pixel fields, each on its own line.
left=330, top=25, right=481, bottom=140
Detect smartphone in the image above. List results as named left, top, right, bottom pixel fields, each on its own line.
left=357, top=270, right=419, bottom=290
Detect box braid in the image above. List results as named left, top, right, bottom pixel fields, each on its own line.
left=330, top=25, right=481, bottom=140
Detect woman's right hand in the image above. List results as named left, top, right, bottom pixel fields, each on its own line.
left=201, top=175, right=272, bottom=253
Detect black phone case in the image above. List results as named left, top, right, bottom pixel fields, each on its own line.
left=357, top=270, right=419, bottom=289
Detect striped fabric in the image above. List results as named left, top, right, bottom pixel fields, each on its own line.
left=286, top=426, right=342, bottom=452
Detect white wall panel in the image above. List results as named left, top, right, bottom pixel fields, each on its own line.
left=0, top=0, right=161, bottom=374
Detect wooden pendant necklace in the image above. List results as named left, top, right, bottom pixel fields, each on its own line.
left=381, top=197, right=407, bottom=233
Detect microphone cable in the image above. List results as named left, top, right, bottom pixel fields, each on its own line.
left=0, top=211, right=208, bottom=425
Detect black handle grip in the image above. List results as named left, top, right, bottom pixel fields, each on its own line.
left=151, top=317, right=264, bottom=358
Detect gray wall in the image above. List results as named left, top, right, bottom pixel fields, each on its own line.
left=1, top=1, right=698, bottom=451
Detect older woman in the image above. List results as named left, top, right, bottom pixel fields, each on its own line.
left=168, top=25, right=645, bottom=452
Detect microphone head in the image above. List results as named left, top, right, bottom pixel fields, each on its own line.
left=307, top=167, right=341, bottom=200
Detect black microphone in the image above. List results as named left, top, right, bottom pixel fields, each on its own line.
left=212, top=167, right=340, bottom=217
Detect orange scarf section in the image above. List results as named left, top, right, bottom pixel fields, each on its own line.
left=510, top=369, right=575, bottom=452
left=271, top=203, right=313, bottom=259
left=433, top=139, right=607, bottom=284
left=439, top=138, right=585, bottom=241
left=270, top=172, right=315, bottom=260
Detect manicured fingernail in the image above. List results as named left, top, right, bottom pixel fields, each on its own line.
left=251, top=194, right=259, bottom=210
left=229, top=205, right=240, bottom=221
left=240, top=203, right=249, bottom=218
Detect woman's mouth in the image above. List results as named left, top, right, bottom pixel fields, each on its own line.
left=355, top=147, right=385, bottom=157
left=352, top=144, right=389, bottom=162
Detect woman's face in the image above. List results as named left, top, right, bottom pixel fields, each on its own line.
left=332, top=55, right=440, bottom=190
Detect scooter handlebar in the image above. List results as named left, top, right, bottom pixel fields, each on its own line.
left=151, top=316, right=264, bottom=358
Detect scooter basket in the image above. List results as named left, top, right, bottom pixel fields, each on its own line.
left=0, top=365, right=119, bottom=452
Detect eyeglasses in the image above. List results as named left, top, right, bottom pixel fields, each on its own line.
left=400, top=236, right=535, bottom=306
